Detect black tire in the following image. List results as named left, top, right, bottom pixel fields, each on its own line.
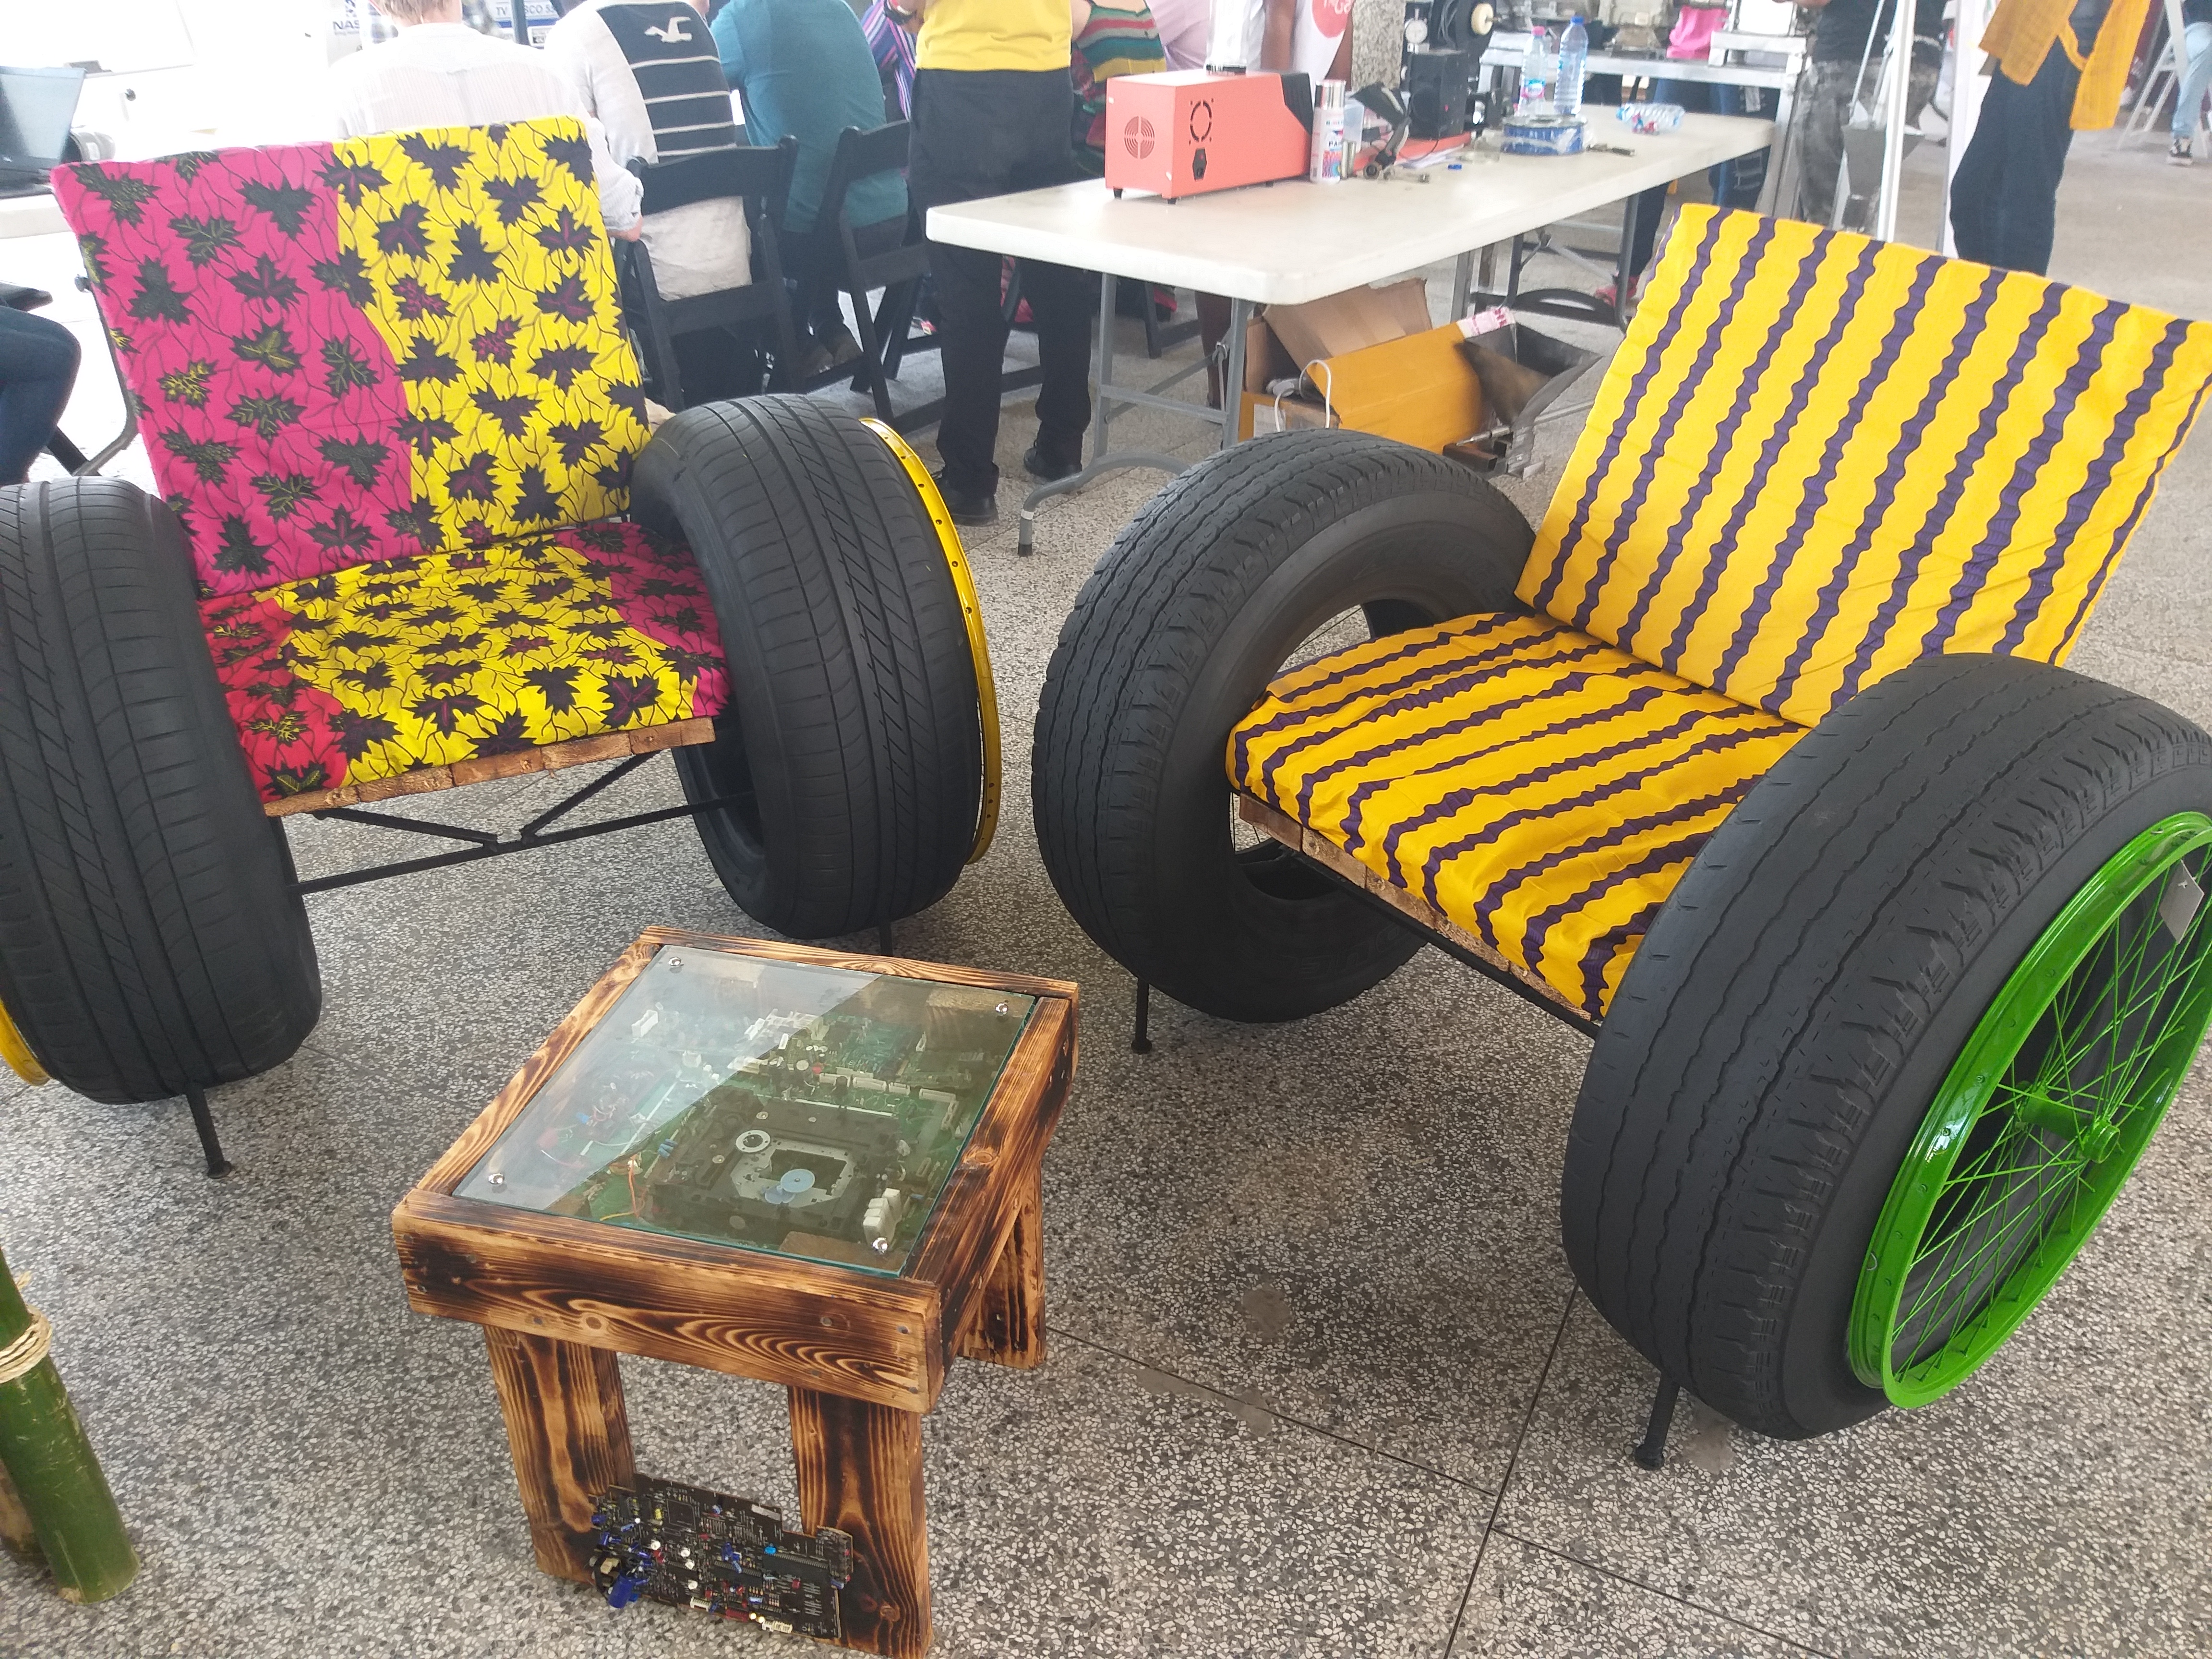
left=630, top=396, right=982, bottom=938
left=0, top=481, right=321, bottom=1105
left=1564, top=653, right=2212, bottom=1438
left=1032, top=429, right=1533, bottom=1022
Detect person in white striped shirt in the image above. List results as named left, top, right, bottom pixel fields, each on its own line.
left=329, top=0, right=644, bottom=238
left=542, top=0, right=751, bottom=301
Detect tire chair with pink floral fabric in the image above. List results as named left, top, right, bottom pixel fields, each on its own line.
left=0, top=120, right=998, bottom=1171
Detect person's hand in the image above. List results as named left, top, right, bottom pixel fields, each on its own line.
left=889, top=0, right=926, bottom=30
left=613, top=222, right=644, bottom=241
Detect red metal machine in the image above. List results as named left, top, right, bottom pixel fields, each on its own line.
left=1104, top=71, right=1314, bottom=202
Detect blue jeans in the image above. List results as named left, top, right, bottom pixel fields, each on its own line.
left=0, top=306, right=80, bottom=486
left=2176, top=21, right=2212, bottom=140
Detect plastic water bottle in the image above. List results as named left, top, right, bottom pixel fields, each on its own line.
left=1519, top=25, right=1556, bottom=116
left=1556, top=17, right=1588, bottom=122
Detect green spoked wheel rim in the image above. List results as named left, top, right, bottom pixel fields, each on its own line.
left=1850, top=812, right=2212, bottom=1407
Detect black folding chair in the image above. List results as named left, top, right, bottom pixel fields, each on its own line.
left=2, top=279, right=134, bottom=475
left=621, top=140, right=804, bottom=413
left=794, top=121, right=935, bottom=423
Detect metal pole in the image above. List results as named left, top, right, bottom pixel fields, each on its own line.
left=1219, top=297, right=1250, bottom=450
left=1094, top=270, right=1115, bottom=461
left=1876, top=0, right=1910, bottom=241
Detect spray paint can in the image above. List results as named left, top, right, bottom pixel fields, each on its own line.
left=1310, top=79, right=1347, bottom=181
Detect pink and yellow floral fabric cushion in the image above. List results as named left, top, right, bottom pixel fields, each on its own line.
left=202, top=523, right=728, bottom=802
left=52, top=121, right=727, bottom=805
left=53, top=120, right=649, bottom=595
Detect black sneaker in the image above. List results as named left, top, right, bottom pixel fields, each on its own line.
left=1023, top=441, right=1084, bottom=483
left=932, top=469, right=998, bottom=526
left=2172, top=136, right=2195, bottom=167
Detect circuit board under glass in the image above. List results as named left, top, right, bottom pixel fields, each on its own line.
left=590, top=1475, right=853, bottom=1637
left=456, top=946, right=1036, bottom=1273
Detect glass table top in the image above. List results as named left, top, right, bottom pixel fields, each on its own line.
left=456, top=945, right=1036, bottom=1274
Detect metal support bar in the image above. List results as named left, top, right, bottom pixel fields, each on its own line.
left=1291, top=852, right=1601, bottom=1037
left=1131, top=977, right=1153, bottom=1054
left=292, top=794, right=744, bottom=896
left=1098, top=370, right=1210, bottom=420
left=183, top=1086, right=231, bottom=1178
left=1094, top=270, right=1118, bottom=459
left=312, top=807, right=500, bottom=846
left=1018, top=451, right=1190, bottom=555
left=517, top=752, right=651, bottom=840
left=877, top=921, right=896, bottom=956
left=1633, top=1377, right=1681, bottom=1470
left=1017, top=272, right=1198, bottom=554
left=1218, top=297, right=1250, bottom=451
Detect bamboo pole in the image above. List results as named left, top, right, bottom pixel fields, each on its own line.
left=0, top=1250, right=136, bottom=1602
left=0, top=1458, right=40, bottom=1564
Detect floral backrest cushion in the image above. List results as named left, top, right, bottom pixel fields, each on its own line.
left=53, top=120, right=651, bottom=598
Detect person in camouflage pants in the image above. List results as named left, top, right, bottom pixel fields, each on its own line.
left=1791, top=0, right=1944, bottom=229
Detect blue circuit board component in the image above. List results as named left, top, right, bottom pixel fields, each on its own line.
left=589, top=1475, right=853, bottom=1638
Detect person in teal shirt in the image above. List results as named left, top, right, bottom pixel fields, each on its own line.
left=713, top=0, right=909, bottom=373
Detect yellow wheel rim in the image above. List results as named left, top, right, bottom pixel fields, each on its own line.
left=862, top=418, right=1002, bottom=864
left=0, top=997, right=48, bottom=1087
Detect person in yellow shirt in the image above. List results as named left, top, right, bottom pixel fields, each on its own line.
left=1947, top=0, right=2150, bottom=273
left=900, top=0, right=1093, bottom=523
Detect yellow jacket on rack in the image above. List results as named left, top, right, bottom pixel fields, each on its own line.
left=1979, top=0, right=2153, bottom=129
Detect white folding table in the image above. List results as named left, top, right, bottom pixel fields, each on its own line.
left=924, top=113, right=1775, bottom=551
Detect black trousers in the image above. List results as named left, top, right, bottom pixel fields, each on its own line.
left=910, top=67, right=1093, bottom=492
left=1949, top=51, right=2080, bottom=276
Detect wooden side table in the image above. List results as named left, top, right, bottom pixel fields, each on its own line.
left=392, top=927, right=1077, bottom=1656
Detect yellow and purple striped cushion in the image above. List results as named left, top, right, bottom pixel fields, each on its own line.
left=1518, top=206, right=2212, bottom=727
left=1228, top=613, right=1804, bottom=1018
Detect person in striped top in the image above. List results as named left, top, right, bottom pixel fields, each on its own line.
left=544, top=0, right=751, bottom=302
left=1070, top=0, right=1168, bottom=175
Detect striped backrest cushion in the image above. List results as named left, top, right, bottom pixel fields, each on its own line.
left=1517, top=207, right=2212, bottom=726
left=54, top=120, right=649, bottom=598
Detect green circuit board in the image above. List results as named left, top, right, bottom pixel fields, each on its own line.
left=456, top=946, right=1035, bottom=1273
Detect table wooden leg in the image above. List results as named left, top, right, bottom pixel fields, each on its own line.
left=484, top=1328, right=635, bottom=1585
left=957, top=1172, right=1046, bottom=1370
left=789, top=1389, right=930, bottom=1658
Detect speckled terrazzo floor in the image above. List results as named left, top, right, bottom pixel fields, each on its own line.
left=3, top=132, right=2210, bottom=1659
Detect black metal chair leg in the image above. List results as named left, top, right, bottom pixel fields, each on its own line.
left=183, top=1085, right=232, bottom=1178
left=1632, top=1376, right=1680, bottom=1470
left=1131, top=977, right=1153, bottom=1054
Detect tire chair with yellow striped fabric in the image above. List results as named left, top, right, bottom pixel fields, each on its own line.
left=1033, top=205, right=2212, bottom=1449
left=0, top=120, right=998, bottom=1170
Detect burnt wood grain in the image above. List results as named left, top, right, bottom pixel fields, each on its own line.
left=918, top=998, right=1074, bottom=1356
left=397, top=1194, right=938, bottom=1409
left=485, top=1329, right=635, bottom=1584
left=263, top=718, right=717, bottom=817
left=1236, top=791, right=1584, bottom=1017
left=955, top=1169, right=1046, bottom=1370
left=394, top=929, right=1078, bottom=1647
left=790, top=1390, right=930, bottom=1658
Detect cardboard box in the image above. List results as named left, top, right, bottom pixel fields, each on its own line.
left=1240, top=321, right=1489, bottom=447
left=1234, top=278, right=1489, bottom=450
left=1104, top=71, right=1313, bottom=201
left=1260, top=278, right=1433, bottom=368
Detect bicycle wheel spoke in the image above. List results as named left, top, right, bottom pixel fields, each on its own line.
left=1856, top=821, right=2212, bottom=1405
left=1900, top=1165, right=2080, bottom=1343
